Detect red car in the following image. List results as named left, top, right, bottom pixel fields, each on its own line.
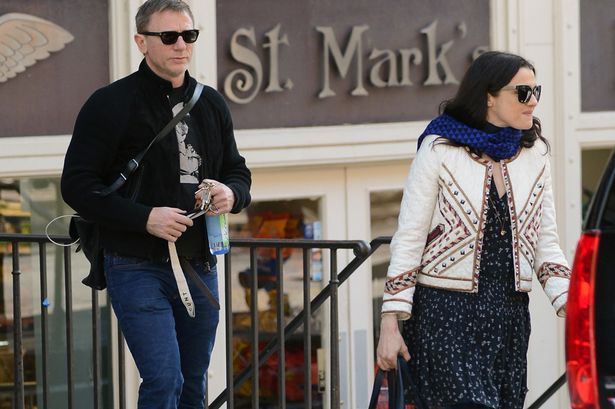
left=566, top=149, right=615, bottom=408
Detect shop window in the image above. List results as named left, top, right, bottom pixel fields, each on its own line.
left=228, top=197, right=325, bottom=407
left=0, top=177, right=112, bottom=409
left=581, top=148, right=614, bottom=219
left=580, top=0, right=615, bottom=112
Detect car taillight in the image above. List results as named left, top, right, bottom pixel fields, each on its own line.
left=566, top=231, right=600, bottom=409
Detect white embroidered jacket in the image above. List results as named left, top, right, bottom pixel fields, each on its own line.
left=382, top=134, right=570, bottom=320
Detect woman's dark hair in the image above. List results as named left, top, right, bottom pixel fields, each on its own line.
left=440, top=51, right=548, bottom=152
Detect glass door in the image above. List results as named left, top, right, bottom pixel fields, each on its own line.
left=208, top=167, right=347, bottom=408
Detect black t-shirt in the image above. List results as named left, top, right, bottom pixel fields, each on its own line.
left=168, top=86, right=206, bottom=257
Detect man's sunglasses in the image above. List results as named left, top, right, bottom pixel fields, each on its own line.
left=501, top=85, right=542, bottom=103
left=139, top=29, right=199, bottom=45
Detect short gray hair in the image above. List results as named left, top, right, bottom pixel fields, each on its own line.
left=135, top=0, right=194, bottom=33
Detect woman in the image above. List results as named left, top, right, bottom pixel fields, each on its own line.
left=376, top=51, right=570, bottom=409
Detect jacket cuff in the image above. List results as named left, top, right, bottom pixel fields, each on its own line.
left=126, top=204, right=152, bottom=233
left=227, top=184, right=246, bottom=213
left=381, top=297, right=413, bottom=321
left=537, top=262, right=571, bottom=316
left=553, top=291, right=568, bottom=317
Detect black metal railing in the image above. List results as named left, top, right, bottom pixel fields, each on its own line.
left=0, top=233, right=567, bottom=409
left=211, top=238, right=370, bottom=409
left=0, top=233, right=116, bottom=409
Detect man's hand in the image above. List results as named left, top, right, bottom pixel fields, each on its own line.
left=146, top=207, right=193, bottom=242
left=197, top=179, right=235, bottom=215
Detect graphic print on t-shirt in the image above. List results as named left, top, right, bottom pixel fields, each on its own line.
left=168, top=90, right=205, bottom=257
left=172, top=102, right=202, bottom=184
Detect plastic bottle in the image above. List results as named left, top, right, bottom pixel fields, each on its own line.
left=205, top=213, right=230, bottom=255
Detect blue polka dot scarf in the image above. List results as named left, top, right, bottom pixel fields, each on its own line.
left=417, top=114, right=523, bottom=161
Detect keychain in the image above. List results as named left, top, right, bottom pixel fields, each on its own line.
left=188, top=181, right=216, bottom=219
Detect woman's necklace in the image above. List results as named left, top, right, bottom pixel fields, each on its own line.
left=489, top=195, right=507, bottom=236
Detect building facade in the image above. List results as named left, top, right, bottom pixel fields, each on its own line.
left=0, top=0, right=614, bottom=408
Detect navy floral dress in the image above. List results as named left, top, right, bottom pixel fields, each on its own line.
left=402, top=179, right=531, bottom=409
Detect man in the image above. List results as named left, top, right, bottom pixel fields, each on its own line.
left=61, top=0, right=251, bottom=407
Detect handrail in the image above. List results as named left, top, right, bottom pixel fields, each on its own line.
left=209, top=236, right=392, bottom=408
left=526, top=373, right=567, bottom=409
left=0, top=233, right=72, bottom=243
left=210, top=238, right=370, bottom=409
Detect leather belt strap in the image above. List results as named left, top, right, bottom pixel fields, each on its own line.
left=179, top=258, right=220, bottom=310
left=168, top=242, right=195, bottom=317
left=168, top=241, right=221, bottom=317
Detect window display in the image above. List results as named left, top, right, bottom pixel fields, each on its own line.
left=0, top=177, right=113, bottom=409
left=228, top=197, right=325, bottom=407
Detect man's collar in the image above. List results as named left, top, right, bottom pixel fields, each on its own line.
left=138, top=59, right=192, bottom=93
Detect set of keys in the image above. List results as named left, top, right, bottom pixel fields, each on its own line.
left=187, top=181, right=218, bottom=219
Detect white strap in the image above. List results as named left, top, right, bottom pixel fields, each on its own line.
left=168, top=241, right=196, bottom=318
left=45, top=214, right=80, bottom=247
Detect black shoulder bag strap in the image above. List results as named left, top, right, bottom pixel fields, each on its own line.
left=97, top=82, right=205, bottom=197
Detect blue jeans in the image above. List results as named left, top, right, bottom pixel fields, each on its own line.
left=104, top=255, right=219, bottom=409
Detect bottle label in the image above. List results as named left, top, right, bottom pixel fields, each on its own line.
left=205, top=213, right=230, bottom=255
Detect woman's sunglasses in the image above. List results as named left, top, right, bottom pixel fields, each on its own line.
left=139, top=29, right=199, bottom=45
left=501, top=85, right=542, bottom=103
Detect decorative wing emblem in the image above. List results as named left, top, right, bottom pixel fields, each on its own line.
left=0, top=13, right=74, bottom=83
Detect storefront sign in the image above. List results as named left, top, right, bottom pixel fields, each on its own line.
left=217, top=0, right=490, bottom=129
left=0, top=0, right=109, bottom=138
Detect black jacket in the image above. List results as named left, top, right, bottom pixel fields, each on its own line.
left=61, top=61, right=251, bottom=262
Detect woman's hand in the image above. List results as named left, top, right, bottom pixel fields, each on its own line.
left=376, top=314, right=411, bottom=370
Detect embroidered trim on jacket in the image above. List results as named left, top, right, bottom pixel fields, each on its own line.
left=420, top=165, right=480, bottom=277
left=382, top=298, right=413, bottom=305
left=519, top=203, right=541, bottom=264
left=518, top=167, right=546, bottom=267
left=518, top=166, right=546, bottom=219
left=422, top=188, right=472, bottom=267
left=471, top=165, right=491, bottom=290
left=501, top=162, right=522, bottom=289
left=425, top=223, right=445, bottom=247
left=551, top=290, right=568, bottom=307
left=385, top=267, right=420, bottom=294
left=443, top=165, right=480, bottom=217
left=537, top=262, right=571, bottom=287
